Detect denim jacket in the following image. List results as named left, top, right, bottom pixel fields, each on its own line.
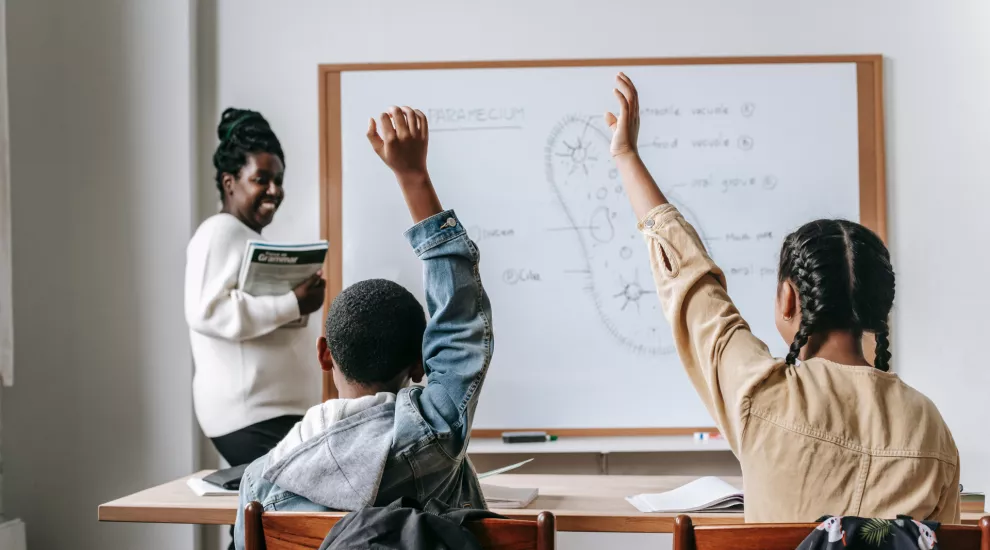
left=234, top=210, right=493, bottom=549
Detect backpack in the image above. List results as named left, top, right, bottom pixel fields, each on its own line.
left=796, top=516, right=940, bottom=550
left=319, top=497, right=506, bottom=550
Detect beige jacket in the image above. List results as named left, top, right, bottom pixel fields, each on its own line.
left=639, top=204, right=960, bottom=523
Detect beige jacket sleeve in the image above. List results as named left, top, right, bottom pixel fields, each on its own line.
left=639, top=204, right=782, bottom=451
left=932, top=458, right=961, bottom=524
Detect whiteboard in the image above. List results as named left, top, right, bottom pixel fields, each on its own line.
left=328, top=59, right=877, bottom=431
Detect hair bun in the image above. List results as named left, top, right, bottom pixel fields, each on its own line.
left=212, top=107, right=285, bottom=198
left=217, top=108, right=263, bottom=141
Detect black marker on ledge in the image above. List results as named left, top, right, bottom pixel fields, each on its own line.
left=501, top=431, right=558, bottom=443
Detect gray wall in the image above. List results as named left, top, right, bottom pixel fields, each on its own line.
left=2, top=0, right=198, bottom=548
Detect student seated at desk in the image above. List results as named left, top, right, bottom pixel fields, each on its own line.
left=234, top=106, right=494, bottom=549
left=605, top=74, right=960, bottom=523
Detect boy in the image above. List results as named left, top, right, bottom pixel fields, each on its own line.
left=234, top=106, right=494, bottom=549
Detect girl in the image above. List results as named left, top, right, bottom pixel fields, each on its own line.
left=606, top=74, right=959, bottom=523
left=185, top=108, right=325, bottom=467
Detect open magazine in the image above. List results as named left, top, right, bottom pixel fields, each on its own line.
left=238, top=240, right=329, bottom=328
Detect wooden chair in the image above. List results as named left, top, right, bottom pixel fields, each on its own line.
left=672, top=515, right=990, bottom=550
left=244, top=501, right=556, bottom=550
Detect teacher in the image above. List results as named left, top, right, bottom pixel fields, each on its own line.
left=185, top=108, right=325, bottom=468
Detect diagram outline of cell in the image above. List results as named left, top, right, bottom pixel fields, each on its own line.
left=544, top=114, right=710, bottom=356
left=555, top=135, right=599, bottom=176
left=613, top=269, right=654, bottom=313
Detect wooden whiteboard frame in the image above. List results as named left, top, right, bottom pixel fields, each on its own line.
left=317, top=55, right=886, bottom=438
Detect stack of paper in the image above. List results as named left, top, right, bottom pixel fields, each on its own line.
left=187, top=475, right=238, bottom=497
left=477, top=458, right=538, bottom=509
left=482, top=484, right=539, bottom=509
left=626, top=476, right=743, bottom=513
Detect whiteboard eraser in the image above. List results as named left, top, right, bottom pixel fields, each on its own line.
left=501, top=431, right=557, bottom=443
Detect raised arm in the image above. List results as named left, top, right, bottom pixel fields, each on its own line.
left=607, top=73, right=780, bottom=448
left=367, top=107, right=494, bottom=438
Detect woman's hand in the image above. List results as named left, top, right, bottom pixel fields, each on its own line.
left=293, top=271, right=326, bottom=315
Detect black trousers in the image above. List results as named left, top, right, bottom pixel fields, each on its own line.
left=211, top=414, right=302, bottom=467
left=210, top=414, right=302, bottom=550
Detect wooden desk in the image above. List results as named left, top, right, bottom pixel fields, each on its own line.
left=99, top=471, right=238, bottom=525
left=467, top=435, right=733, bottom=455
left=98, top=471, right=986, bottom=533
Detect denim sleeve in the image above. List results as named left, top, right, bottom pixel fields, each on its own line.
left=404, top=210, right=493, bottom=438
left=233, top=456, right=267, bottom=550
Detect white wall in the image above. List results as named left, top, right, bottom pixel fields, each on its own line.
left=212, top=0, right=990, bottom=492
left=2, top=0, right=198, bottom=548
left=0, top=1, right=968, bottom=548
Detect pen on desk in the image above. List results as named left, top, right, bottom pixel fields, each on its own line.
left=501, top=431, right=558, bottom=443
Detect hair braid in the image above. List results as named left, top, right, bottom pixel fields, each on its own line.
left=873, top=325, right=891, bottom=372
left=785, top=323, right=812, bottom=366
left=784, top=251, right=826, bottom=365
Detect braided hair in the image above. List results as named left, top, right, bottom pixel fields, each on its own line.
left=213, top=108, right=285, bottom=201
left=778, top=220, right=895, bottom=371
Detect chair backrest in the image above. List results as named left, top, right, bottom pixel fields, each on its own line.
left=673, top=515, right=990, bottom=550
left=244, top=501, right=556, bottom=550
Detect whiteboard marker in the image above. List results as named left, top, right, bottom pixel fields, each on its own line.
left=501, top=431, right=559, bottom=443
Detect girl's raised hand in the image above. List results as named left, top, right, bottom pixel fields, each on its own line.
left=604, top=72, right=640, bottom=158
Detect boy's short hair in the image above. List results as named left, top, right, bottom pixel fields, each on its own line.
left=324, top=278, right=427, bottom=385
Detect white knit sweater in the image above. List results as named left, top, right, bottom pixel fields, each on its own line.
left=185, top=213, right=320, bottom=437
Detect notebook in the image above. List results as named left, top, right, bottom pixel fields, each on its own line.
left=626, top=476, right=743, bottom=513
left=481, top=484, right=539, bottom=509
left=477, top=458, right=538, bottom=508
left=187, top=475, right=239, bottom=497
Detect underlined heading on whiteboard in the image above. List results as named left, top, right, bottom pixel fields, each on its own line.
left=427, top=107, right=525, bottom=133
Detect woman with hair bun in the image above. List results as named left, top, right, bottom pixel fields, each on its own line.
left=185, top=108, right=324, bottom=469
